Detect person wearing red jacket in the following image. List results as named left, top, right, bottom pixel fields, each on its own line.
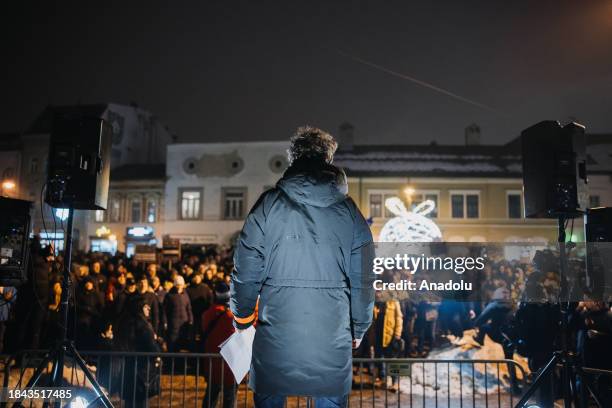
left=201, top=282, right=241, bottom=408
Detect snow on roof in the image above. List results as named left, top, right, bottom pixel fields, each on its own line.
left=334, top=144, right=521, bottom=177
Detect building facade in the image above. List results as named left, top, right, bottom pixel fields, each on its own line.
left=159, top=134, right=612, bottom=248
left=84, top=164, right=166, bottom=255
left=163, top=142, right=290, bottom=244
left=0, top=103, right=174, bottom=250
left=335, top=143, right=558, bottom=244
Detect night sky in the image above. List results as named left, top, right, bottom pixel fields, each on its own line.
left=2, top=1, right=612, bottom=145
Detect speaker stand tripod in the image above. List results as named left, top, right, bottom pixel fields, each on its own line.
left=14, top=208, right=113, bottom=408
left=515, top=216, right=580, bottom=408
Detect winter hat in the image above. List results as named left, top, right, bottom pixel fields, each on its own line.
left=214, top=282, right=230, bottom=301
left=174, top=275, right=185, bottom=287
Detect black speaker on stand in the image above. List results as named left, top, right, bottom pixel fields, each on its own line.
left=516, top=120, right=588, bottom=408
left=18, top=114, right=114, bottom=408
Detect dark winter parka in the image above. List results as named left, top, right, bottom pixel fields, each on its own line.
left=230, top=159, right=375, bottom=396
left=163, top=288, right=193, bottom=345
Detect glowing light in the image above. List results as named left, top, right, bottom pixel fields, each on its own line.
left=109, top=234, right=117, bottom=241
left=96, top=226, right=111, bottom=237
left=404, top=186, right=415, bottom=196
left=1, top=180, right=15, bottom=190
left=70, top=396, right=88, bottom=408
left=127, top=226, right=154, bottom=237
left=378, top=197, right=442, bottom=242
left=55, top=208, right=69, bottom=221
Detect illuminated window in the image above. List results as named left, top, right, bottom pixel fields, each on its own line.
left=222, top=188, right=247, bottom=220
left=110, top=198, right=121, bottom=222
left=147, top=199, right=157, bottom=223
left=95, top=210, right=105, bottom=222
left=180, top=189, right=202, bottom=220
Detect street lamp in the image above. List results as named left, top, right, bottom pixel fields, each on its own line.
left=1, top=180, right=16, bottom=197
left=404, top=186, right=415, bottom=209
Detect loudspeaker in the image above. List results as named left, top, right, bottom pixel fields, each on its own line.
left=45, top=114, right=112, bottom=210
left=586, top=207, right=612, bottom=242
left=0, top=197, right=32, bottom=286
left=521, top=121, right=588, bottom=218
left=585, top=207, right=612, bottom=299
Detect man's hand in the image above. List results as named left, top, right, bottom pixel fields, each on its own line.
left=352, top=338, right=362, bottom=349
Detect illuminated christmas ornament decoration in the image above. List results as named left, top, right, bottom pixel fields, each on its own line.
left=378, top=197, right=442, bottom=242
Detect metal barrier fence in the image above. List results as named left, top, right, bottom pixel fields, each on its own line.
left=579, top=367, right=612, bottom=408
left=1, top=351, right=528, bottom=408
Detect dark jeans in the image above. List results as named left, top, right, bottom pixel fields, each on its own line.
left=372, top=345, right=396, bottom=383
left=415, top=319, right=434, bottom=353
left=254, top=394, right=348, bottom=408
left=202, top=383, right=236, bottom=408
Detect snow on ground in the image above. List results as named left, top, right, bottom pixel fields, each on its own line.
left=397, top=329, right=529, bottom=399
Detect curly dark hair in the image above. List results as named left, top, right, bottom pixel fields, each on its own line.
left=288, top=126, right=338, bottom=164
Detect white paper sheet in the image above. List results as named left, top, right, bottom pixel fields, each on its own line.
left=219, top=326, right=256, bottom=383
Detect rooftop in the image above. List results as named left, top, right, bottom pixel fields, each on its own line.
left=335, top=143, right=522, bottom=178
left=334, top=134, right=612, bottom=177
left=110, top=164, right=166, bottom=181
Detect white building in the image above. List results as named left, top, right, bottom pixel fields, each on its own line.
left=163, top=141, right=289, bottom=244
left=586, top=134, right=612, bottom=208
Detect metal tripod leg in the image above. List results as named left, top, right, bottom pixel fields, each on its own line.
left=515, top=353, right=560, bottom=408
left=65, top=343, right=113, bottom=408
left=9, top=350, right=56, bottom=408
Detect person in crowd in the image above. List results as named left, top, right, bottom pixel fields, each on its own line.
left=137, top=276, right=161, bottom=335
left=230, top=127, right=375, bottom=406
left=114, top=297, right=161, bottom=407
left=438, top=298, right=471, bottom=345
left=114, top=277, right=138, bottom=323
left=370, top=291, right=403, bottom=391
left=200, top=282, right=238, bottom=408
left=203, top=265, right=217, bottom=289
left=151, top=275, right=167, bottom=334
left=514, top=269, right=560, bottom=405
left=575, top=301, right=612, bottom=405
left=186, top=273, right=213, bottom=342
left=473, top=281, right=519, bottom=393
left=414, top=300, right=437, bottom=357
left=107, top=272, right=127, bottom=303
left=75, top=276, right=104, bottom=350
left=75, top=264, right=90, bottom=287
left=163, top=279, right=174, bottom=293
left=0, top=286, right=17, bottom=353
left=13, top=238, right=50, bottom=350
left=146, top=263, right=160, bottom=282
left=164, top=275, right=193, bottom=351
left=400, top=297, right=417, bottom=357
left=90, top=260, right=107, bottom=293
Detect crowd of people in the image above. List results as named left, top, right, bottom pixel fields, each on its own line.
left=1, top=238, right=610, bottom=404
